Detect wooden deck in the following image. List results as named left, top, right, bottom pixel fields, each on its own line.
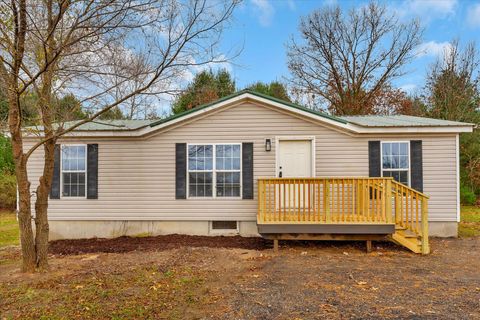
left=257, top=177, right=430, bottom=254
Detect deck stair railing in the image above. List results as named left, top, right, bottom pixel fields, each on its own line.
left=257, top=177, right=429, bottom=254
left=390, top=180, right=430, bottom=254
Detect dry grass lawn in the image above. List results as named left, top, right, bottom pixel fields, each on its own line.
left=459, top=206, right=480, bottom=237
left=0, top=211, right=18, bottom=248
left=1, top=238, right=479, bottom=319
left=0, top=207, right=479, bottom=319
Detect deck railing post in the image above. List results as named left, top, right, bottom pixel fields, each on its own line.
left=394, top=187, right=401, bottom=225
left=325, top=179, right=331, bottom=223
left=258, top=180, right=264, bottom=223
left=421, top=198, right=430, bottom=254
left=385, top=179, right=393, bottom=223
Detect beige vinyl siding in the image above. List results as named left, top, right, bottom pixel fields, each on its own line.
left=25, top=102, right=458, bottom=222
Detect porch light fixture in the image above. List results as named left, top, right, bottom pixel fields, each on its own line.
left=265, top=139, right=271, bottom=152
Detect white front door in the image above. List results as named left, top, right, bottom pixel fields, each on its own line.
left=277, top=140, right=313, bottom=178
left=276, top=139, right=313, bottom=210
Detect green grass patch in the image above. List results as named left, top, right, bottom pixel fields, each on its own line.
left=0, top=210, right=19, bottom=247
left=459, top=206, right=480, bottom=238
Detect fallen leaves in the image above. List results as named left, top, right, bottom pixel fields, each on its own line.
left=80, top=254, right=99, bottom=261
left=150, top=283, right=162, bottom=291
left=1, top=239, right=480, bottom=319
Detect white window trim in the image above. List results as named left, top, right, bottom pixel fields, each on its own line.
left=209, top=221, right=239, bottom=234
left=186, top=143, right=242, bottom=199
left=380, top=141, right=411, bottom=186
left=60, top=144, right=87, bottom=199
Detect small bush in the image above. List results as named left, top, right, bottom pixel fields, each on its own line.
left=0, top=135, right=14, bottom=174
left=0, top=173, right=16, bottom=210
left=460, top=184, right=477, bottom=206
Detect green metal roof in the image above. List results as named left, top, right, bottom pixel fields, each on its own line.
left=30, top=93, right=473, bottom=133
left=55, top=120, right=153, bottom=131
left=340, top=115, right=474, bottom=127
left=149, top=89, right=348, bottom=127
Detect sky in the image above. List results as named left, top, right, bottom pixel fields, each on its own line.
left=216, top=0, right=480, bottom=95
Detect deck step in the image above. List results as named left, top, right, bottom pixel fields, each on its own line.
left=391, top=233, right=422, bottom=254
left=396, top=230, right=418, bottom=238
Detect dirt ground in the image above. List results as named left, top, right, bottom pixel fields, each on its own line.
left=1, top=236, right=479, bottom=319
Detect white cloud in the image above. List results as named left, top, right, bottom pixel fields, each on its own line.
left=251, top=0, right=275, bottom=27
left=399, top=83, right=417, bottom=93
left=179, top=54, right=234, bottom=85
left=286, top=0, right=296, bottom=11
left=467, top=3, right=480, bottom=28
left=407, top=0, right=457, bottom=16
left=323, top=0, right=338, bottom=6
left=416, top=41, right=453, bottom=58
left=392, top=0, right=457, bottom=23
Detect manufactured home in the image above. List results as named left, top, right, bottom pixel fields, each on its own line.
left=25, top=90, right=474, bottom=253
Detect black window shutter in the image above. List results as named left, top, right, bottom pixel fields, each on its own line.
left=176, top=143, right=187, bottom=199
left=87, top=144, right=98, bottom=199
left=242, top=142, right=254, bottom=199
left=410, top=140, right=423, bottom=192
left=368, top=141, right=381, bottom=177
left=50, top=144, right=61, bottom=199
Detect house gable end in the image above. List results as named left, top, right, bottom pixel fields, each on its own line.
left=144, top=97, right=357, bottom=140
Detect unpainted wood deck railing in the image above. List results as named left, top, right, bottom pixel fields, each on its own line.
left=257, top=177, right=430, bottom=254
left=391, top=180, right=430, bottom=254
left=257, top=177, right=394, bottom=224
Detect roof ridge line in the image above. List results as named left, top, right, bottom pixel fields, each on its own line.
left=149, top=90, right=347, bottom=127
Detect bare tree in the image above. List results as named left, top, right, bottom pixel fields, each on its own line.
left=0, top=0, right=238, bottom=272
left=423, top=40, right=480, bottom=199
left=286, top=2, right=422, bottom=115
left=99, top=45, right=169, bottom=119
left=425, top=39, right=480, bottom=122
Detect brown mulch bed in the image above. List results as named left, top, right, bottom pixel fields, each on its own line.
left=48, top=234, right=405, bottom=256
left=48, top=234, right=270, bottom=255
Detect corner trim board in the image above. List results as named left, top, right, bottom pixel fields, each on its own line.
left=456, top=134, right=460, bottom=222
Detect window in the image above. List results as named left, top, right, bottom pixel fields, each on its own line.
left=215, top=144, right=241, bottom=197
left=188, top=144, right=241, bottom=198
left=381, top=142, right=409, bottom=185
left=61, top=145, right=86, bottom=197
left=188, top=145, right=213, bottom=197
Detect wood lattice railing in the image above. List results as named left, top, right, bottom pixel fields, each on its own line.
left=257, top=177, right=430, bottom=254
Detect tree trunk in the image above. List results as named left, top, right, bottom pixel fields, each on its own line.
left=31, top=0, right=62, bottom=270
left=34, top=140, right=55, bottom=270
left=8, top=92, right=36, bottom=273
left=16, top=159, right=36, bottom=273
left=34, top=32, right=57, bottom=269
